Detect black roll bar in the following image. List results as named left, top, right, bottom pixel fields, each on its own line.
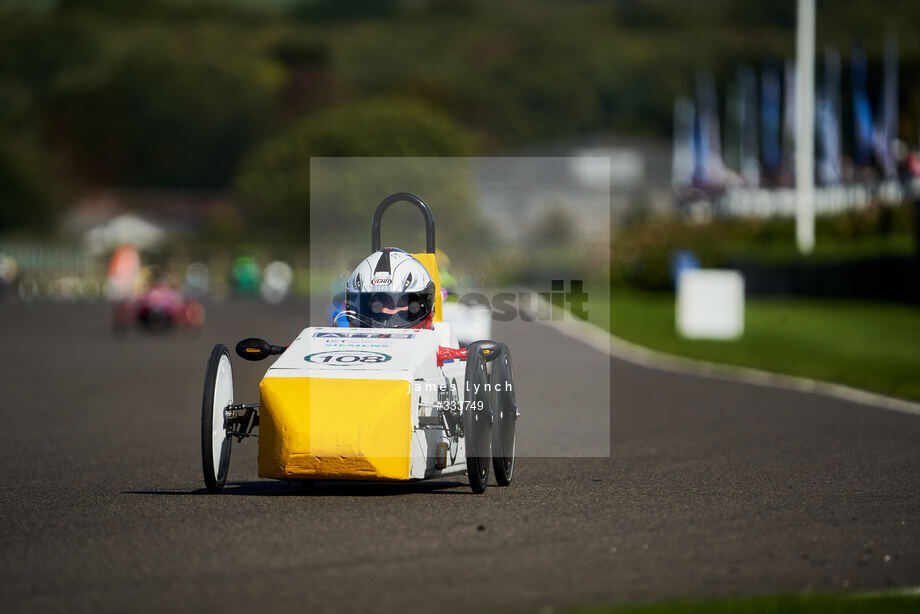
left=371, top=192, right=436, bottom=254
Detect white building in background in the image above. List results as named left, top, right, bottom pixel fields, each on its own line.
left=83, top=214, right=165, bottom=255
left=475, top=139, right=671, bottom=244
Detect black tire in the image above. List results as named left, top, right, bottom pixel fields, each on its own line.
left=464, top=342, right=492, bottom=493
left=490, top=344, right=517, bottom=486
left=298, top=480, right=315, bottom=491
left=201, top=344, right=233, bottom=493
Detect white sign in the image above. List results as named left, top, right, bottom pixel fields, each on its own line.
left=677, top=269, right=745, bottom=340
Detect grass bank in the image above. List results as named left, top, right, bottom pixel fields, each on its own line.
left=579, top=288, right=920, bottom=402
left=565, top=592, right=919, bottom=614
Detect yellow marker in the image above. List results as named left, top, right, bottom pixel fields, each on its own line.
left=410, top=252, right=442, bottom=322
left=258, top=377, right=411, bottom=480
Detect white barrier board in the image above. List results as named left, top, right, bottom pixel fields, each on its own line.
left=677, top=269, right=745, bottom=340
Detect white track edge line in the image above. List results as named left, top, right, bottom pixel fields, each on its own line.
left=855, top=585, right=920, bottom=598
left=526, top=295, right=920, bottom=417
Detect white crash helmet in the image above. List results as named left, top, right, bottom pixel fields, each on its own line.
left=345, top=248, right=436, bottom=328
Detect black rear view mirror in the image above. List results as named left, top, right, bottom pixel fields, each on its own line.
left=235, top=338, right=286, bottom=361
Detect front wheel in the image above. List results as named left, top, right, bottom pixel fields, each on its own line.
left=201, top=344, right=233, bottom=493
left=464, top=342, right=492, bottom=493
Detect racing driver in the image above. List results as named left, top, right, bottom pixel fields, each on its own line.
left=343, top=248, right=436, bottom=329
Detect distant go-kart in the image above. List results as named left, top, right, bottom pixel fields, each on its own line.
left=113, top=281, right=204, bottom=334
left=200, top=193, right=518, bottom=494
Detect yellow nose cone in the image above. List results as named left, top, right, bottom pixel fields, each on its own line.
left=258, top=376, right=412, bottom=481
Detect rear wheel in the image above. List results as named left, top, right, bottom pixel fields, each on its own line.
left=201, top=344, right=233, bottom=493
left=464, top=343, right=492, bottom=493
left=491, top=344, right=517, bottom=486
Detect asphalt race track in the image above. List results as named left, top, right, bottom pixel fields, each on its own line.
left=2, top=299, right=919, bottom=613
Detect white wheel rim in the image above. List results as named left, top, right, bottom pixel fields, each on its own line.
left=211, top=354, right=233, bottom=475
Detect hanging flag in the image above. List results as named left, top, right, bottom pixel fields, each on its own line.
left=739, top=66, right=760, bottom=186
left=672, top=97, right=695, bottom=189
left=694, top=71, right=724, bottom=188
left=851, top=45, right=874, bottom=168
left=725, top=75, right=743, bottom=178
left=818, top=46, right=842, bottom=184
left=783, top=61, right=797, bottom=185
left=761, top=66, right=782, bottom=180
left=874, top=32, right=898, bottom=178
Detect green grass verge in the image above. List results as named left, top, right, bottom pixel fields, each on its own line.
left=579, top=288, right=920, bottom=402
left=566, top=592, right=919, bottom=614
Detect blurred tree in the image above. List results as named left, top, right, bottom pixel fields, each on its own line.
left=1, top=0, right=919, bottom=241
left=56, top=0, right=164, bottom=17
left=235, top=97, right=476, bottom=245
left=487, top=34, right=604, bottom=142
left=528, top=206, right=577, bottom=248
left=52, top=37, right=284, bottom=187
left=271, top=36, right=338, bottom=119
left=0, top=143, right=55, bottom=231
left=291, top=0, right=402, bottom=23
left=0, top=15, right=100, bottom=101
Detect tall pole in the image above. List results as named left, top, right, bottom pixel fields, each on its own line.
left=795, top=0, right=816, bottom=253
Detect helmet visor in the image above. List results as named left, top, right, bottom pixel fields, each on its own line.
left=345, top=284, right=434, bottom=328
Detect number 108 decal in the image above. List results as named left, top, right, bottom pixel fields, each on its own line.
left=304, top=350, right=392, bottom=365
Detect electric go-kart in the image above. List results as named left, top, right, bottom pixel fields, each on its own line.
left=200, top=193, right=517, bottom=494
left=113, top=279, right=204, bottom=334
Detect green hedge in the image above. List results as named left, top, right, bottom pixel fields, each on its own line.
left=612, top=204, right=916, bottom=290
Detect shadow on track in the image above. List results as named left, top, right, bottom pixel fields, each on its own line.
left=124, top=479, right=468, bottom=497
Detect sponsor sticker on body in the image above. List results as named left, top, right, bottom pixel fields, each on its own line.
left=313, top=331, right=417, bottom=350
left=305, top=350, right=392, bottom=365
left=267, top=327, right=438, bottom=373
left=313, top=332, right=417, bottom=339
